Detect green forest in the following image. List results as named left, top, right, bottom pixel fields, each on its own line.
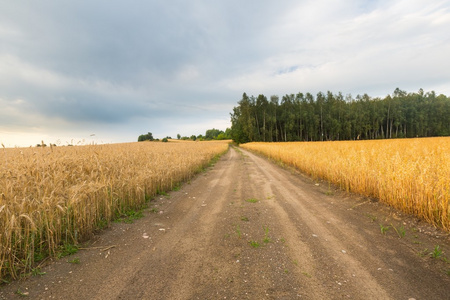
left=230, top=88, right=450, bottom=144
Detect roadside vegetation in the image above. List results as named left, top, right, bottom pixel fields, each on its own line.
left=241, top=137, right=450, bottom=231
left=0, top=140, right=229, bottom=281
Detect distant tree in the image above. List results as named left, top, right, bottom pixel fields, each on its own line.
left=205, top=128, right=223, bottom=140
left=190, top=135, right=197, bottom=141
left=161, top=137, right=168, bottom=142
left=216, top=133, right=227, bottom=140
left=230, top=93, right=253, bottom=144
left=224, top=128, right=232, bottom=139
left=216, top=128, right=232, bottom=140
left=177, top=134, right=181, bottom=140
left=138, top=132, right=154, bottom=142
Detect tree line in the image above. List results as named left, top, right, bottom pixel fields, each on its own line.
left=230, top=88, right=450, bottom=144
left=177, top=128, right=231, bottom=141
left=138, top=128, right=232, bottom=142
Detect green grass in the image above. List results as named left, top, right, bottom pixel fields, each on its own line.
left=15, top=288, right=28, bottom=297
left=366, top=214, right=377, bottom=222
left=235, top=225, right=242, bottom=239
left=57, top=243, right=79, bottom=259
left=144, top=194, right=153, bottom=202
left=419, top=245, right=447, bottom=260
left=245, top=198, right=258, bottom=203
left=68, top=257, right=80, bottom=264
left=249, top=241, right=260, bottom=248
left=157, top=190, right=169, bottom=196
left=31, top=268, right=46, bottom=276
left=173, top=183, right=181, bottom=191
left=431, top=245, right=443, bottom=259
left=263, top=226, right=271, bottom=243
left=115, top=209, right=144, bottom=224
left=418, top=248, right=429, bottom=257
left=240, top=216, right=249, bottom=222
left=33, top=250, right=48, bottom=263
left=302, top=272, right=312, bottom=278
left=391, top=224, right=406, bottom=238
left=207, top=153, right=223, bottom=167
left=96, top=218, right=109, bottom=230
left=379, top=224, right=390, bottom=234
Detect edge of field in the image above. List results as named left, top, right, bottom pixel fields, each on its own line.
left=0, top=142, right=230, bottom=285
left=239, top=144, right=450, bottom=234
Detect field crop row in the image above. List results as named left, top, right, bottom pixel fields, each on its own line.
left=0, top=140, right=229, bottom=281
left=241, top=137, right=450, bottom=231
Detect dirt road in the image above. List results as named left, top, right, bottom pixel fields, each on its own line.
left=1, top=146, right=449, bottom=299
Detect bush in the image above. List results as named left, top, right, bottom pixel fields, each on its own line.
left=138, top=132, right=154, bottom=142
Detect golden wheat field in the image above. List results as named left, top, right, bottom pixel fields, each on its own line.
left=242, top=137, right=450, bottom=231
left=0, top=140, right=229, bottom=280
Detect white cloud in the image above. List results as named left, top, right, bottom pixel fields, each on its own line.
left=0, top=54, right=69, bottom=91
left=223, top=0, right=450, bottom=97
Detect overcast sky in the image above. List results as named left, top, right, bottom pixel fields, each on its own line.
left=1, top=1, right=449, bottom=147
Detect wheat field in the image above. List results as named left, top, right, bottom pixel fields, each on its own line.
left=242, top=137, right=450, bottom=231
left=0, top=140, right=229, bottom=280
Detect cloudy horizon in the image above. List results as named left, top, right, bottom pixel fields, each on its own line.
left=1, top=1, right=449, bottom=147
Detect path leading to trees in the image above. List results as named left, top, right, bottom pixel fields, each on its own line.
left=1, top=147, right=450, bottom=299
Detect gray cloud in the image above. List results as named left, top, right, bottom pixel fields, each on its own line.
left=1, top=0, right=449, bottom=146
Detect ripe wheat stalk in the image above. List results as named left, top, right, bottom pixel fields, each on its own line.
left=0, top=140, right=229, bottom=281
left=242, top=137, right=450, bottom=231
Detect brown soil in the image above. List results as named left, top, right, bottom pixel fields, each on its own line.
left=1, top=146, right=449, bottom=299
